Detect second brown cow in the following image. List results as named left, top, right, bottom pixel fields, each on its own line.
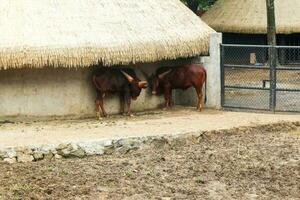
left=149, top=64, right=207, bottom=111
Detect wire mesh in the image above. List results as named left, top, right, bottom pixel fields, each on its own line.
left=222, top=44, right=300, bottom=112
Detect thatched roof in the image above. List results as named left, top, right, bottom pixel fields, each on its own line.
left=202, top=0, right=300, bottom=34
left=0, top=0, right=214, bottom=69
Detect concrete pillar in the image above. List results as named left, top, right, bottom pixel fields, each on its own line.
left=204, top=32, right=223, bottom=109
left=175, top=32, right=222, bottom=109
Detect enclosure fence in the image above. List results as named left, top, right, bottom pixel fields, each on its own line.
left=221, top=44, right=300, bottom=112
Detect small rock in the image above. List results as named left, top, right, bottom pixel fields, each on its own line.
left=56, top=143, right=73, bottom=157
left=3, top=157, right=17, bottom=164
left=56, top=143, right=68, bottom=150
left=33, top=151, right=44, bottom=161
left=0, top=150, right=6, bottom=160
left=116, top=139, right=140, bottom=154
left=17, top=154, right=34, bottom=163
left=78, top=143, right=104, bottom=156
left=70, top=147, right=86, bottom=158
left=16, top=148, right=33, bottom=162
left=44, top=151, right=54, bottom=160
left=104, top=145, right=115, bottom=155
left=54, top=154, right=62, bottom=159
left=6, top=149, right=17, bottom=158
left=56, top=143, right=86, bottom=158
left=102, top=139, right=113, bottom=147
left=151, top=137, right=169, bottom=149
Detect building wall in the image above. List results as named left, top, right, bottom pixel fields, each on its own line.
left=0, top=66, right=165, bottom=117
left=0, top=33, right=222, bottom=117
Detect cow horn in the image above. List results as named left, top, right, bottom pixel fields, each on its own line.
left=138, top=81, right=148, bottom=89
left=121, top=70, right=134, bottom=83
left=158, top=69, right=172, bottom=79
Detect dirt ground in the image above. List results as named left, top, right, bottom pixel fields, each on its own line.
left=1, top=108, right=300, bottom=148
left=0, top=126, right=299, bottom=200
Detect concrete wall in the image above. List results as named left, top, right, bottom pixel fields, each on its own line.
left=0, top=66, right=165, bottom=117
left=0, top=33, right=222, bottom=117
left=175, top=33, right=222, bottom=109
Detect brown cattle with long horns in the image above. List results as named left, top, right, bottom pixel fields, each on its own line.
left=147, top=64, right=207, bottom=111
left=92, top=68, right=147, bottom=118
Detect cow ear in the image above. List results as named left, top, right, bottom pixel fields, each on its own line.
left=138, top=81, right=148, bottom=89
left=121, top=70, right=134, bottom=83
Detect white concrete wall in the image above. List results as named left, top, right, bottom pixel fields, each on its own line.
left=175, top=33, right=222, bottom=109
left=0, top=66, right=165, bottom=117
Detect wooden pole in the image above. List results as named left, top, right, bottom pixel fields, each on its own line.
left=266, top=0, right=276, bottom=46
left=266, top=0, right=277, bottom=112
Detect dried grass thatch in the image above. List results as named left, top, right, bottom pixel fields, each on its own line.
left=202, top=0, right=300, bottom=34
left=0, top=0, right=214, bottom=69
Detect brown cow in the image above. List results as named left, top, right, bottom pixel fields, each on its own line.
left=150, top=64, right=207, bottom=111
left=92, top=68, right=147, bottom=118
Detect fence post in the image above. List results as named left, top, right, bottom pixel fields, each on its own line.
left=266, top=0, right=277, bottom=112
left=269, top=46, right=277, bottom=112
left=220, top=44, right=225, bottom=107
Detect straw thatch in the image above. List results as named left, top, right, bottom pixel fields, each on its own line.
left=202, top=0, right=300, bottom=34
left=0, top=0, right=214, bottom=69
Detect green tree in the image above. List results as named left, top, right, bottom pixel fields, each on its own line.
left=181, top=0, right=217, bottom=13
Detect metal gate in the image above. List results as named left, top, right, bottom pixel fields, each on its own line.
left=221, top=44, right=300, bottom=112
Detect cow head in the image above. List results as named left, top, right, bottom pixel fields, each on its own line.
left=151, top=70, right=172, bottom=95
left=121, top=70, right=147, bottom=100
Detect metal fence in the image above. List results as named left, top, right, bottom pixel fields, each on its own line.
left=221, top=44, right=300, bottom=112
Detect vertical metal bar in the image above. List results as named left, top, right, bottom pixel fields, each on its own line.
left=220, top=44, right=225, bottom=107
left=273, top=47, right=277, bottom=112
left=269, top=46, right=277, bottom=112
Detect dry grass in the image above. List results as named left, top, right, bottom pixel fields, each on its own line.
left=202, top=0, right=300, bottom=34
left=0, top=0, right=214, bottom=69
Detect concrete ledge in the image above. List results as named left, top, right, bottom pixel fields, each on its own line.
left=1, top=121, right=299, bottom=164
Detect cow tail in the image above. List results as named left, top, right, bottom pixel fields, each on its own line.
left=204, top=69, right=207, bottom=104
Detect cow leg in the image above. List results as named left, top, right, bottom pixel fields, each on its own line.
left=98, top=93, right=107, bottom=118
left=163, top=92, right=169, bottom=110
left=95, top=95, right=101, bottom=119
left=163, top=88, right=172, bottom=110
left=126, top=98, right=133, bottom=116
left=119, top=94, right=125, bottom=115
left=169, top=90, right=174, bottom=107
left=195, top=88, right=203, bottom=112
left=124, top=92, right=133, bottom=116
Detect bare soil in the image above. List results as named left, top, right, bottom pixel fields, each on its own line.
left=1, top=108, right=300, bottom=149
left=1, top=127, right=300, bottom=200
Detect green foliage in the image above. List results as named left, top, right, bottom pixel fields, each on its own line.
left=181, top=0, right=217, bottom=12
